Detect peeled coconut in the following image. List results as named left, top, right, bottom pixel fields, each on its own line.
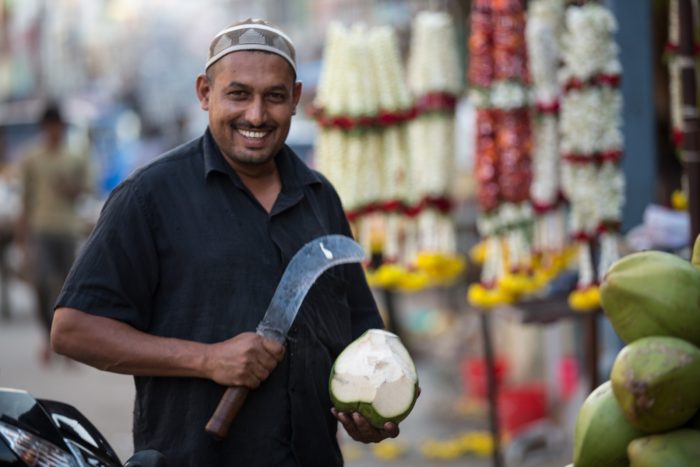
left=329, top=329, right=419, bottom=428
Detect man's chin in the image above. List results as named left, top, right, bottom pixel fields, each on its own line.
left=232, top=149, right=276, bottom=166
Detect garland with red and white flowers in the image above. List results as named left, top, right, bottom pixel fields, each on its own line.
left=559, top=1, right=624, bottom=311
left=667, top=0, right=700, bottom=210
left=468, top=0, right=535, bottom=308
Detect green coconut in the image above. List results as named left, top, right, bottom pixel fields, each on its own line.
left=329, top=329, right=419, bottom=428
left=599, top=250, right=700, bottom=347
left=573, top=381, right=644, bottom=467
left=628, top=429, right=700, bottom=467
left=611, top=336, right=700, bottom=433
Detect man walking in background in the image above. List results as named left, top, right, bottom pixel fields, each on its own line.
left=16, top=103, right=91, bottom=364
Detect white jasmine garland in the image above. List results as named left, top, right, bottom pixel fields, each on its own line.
left=491, top=81, right=529, bottom=110
left=526, top=0, right=564, bottom=106
left=407, top=115, right=455, bottom=200
left=315, top=23, right=343, bottom=113
left=347, top=24, right=379, bottom=118
left=370, top=27, right=413, bottom=112
left=381, top=125, right=410, bottom=201
left=576, top=240, right=595, bottom=288
left=477, top=214, right=499, bottom=238
left=345, top=134, right=364, bottom=210
left=669, top=54, right=683, bottom=135
left=530, top=114, right=560, bottom=206
left=408, top=11, right=461, bottom=96
left=482, top=235, right=504, bottom=286
left=559, top=0, right=625, bottom=301
left=405, top=10, right=460, bottom=263
left=535, top=208, right=567, bottom=255
left=318, top=23, right=355, bottom=116
left=561, top=163, right=599, bottom=235
left=598, top=86, right=624, bottom=151
left=527, top=0, right=566, bottom=264
left=384, top=213, right=401, bottom=262
left=595, top=160, right=625, bottom=224
left=499, top=202, right=534, bottom=230
left=560, top=3, right=618, bottom=81
left=417, top=210, right=443, bottom=254
left=560, top=87, right=604, bottom=155
left=360, top=131, right=383, bottom=206
left=468, top=88, right=492, bottom=109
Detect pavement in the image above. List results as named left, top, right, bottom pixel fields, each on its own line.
left=0, top=276, right=574, bottom=466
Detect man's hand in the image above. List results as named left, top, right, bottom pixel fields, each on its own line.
left=205, top=332, right=284, bottom=388
left=331, top=408, right=400, bottom=443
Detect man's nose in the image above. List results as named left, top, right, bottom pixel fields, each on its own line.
left=245, top=97, right=266, bottom=126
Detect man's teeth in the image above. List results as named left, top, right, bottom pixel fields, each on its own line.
left=239, top=129, right=268, bottom=139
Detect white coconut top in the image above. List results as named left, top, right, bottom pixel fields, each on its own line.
left=334, top=329, right=417, bottom=385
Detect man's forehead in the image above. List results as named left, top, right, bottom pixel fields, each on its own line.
left=209, top=50, right=296, bottom=84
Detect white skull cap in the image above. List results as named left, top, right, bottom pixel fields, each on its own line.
left=206, top=18, right=296, bottom=73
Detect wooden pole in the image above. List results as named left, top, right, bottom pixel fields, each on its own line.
left=678, top=0, right=700, bottom=242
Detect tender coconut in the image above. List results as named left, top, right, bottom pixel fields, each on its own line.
left=330, top=329, right=419, bottom=427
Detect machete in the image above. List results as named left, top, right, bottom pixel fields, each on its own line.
left=205, top=234, right=365, bottom=439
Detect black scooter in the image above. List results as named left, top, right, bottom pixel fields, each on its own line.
left=0, top=387, right=166, bottom=466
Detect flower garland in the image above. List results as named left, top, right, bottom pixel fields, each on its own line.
left=667, top=0, right=700, bottom=210
left=467, top=0, right=535, bottom=308
left=525, top=0, right=571, bottom=284
left=314, top=22, right=462, bottom=291
left=559, top=1, right=624, bottom=311
left=314, top=23, right=380, bottom=214
left=397, top=10, right=466, bottom=289
left=314, top=22, right=411, bottom=248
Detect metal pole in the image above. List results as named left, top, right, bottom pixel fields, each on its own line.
left=480, top=312, right=504, bottom=467
left=678, top=0, right=700, bottom=242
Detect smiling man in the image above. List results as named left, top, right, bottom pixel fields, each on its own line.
left=50, top=18, right=398, bottom=467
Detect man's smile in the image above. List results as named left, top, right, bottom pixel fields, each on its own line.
left=237, top=128, right=270, bottom=139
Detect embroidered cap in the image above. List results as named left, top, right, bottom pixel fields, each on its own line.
left=206, top=18, right=296, bottom=73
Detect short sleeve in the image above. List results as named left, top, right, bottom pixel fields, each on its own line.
left=56, top=179, right=159, bottom=330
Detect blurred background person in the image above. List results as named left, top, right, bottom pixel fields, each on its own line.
left=15, top=102, right=91, bottom=364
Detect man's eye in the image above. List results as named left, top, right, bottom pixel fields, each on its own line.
left=268, top=93, right=286, bottom=102
left=228, top=91, right=247, bottom=99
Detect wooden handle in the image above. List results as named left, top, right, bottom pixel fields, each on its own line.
left=205, top=385, right=250, bottom=439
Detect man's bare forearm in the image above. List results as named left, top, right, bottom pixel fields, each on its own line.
left=51, top=307, right=211, bottom=379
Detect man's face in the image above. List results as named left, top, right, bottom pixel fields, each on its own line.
left=43, top=120, right=64, bottom=148
left=196, top=51, right=302, bottom=170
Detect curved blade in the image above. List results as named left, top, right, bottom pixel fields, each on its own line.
left=256, top=235, right=365, bottom=342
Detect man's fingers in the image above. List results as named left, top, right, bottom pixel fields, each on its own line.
left=331, top=408, right=398, bottom=443
left=256, top=349, right=281, bottom=371
left=350, top=412, right=393, bottom=441
left=261, top=338, right=285, bottom=361
left=382, top=422, right=400, bottom=438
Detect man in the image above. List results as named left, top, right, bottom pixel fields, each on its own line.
left=51, top=19, right=400, bottom=466
left=16, top=103, right=90, bottom=364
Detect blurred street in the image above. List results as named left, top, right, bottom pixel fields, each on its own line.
left=1, top=275, right=573, bottom=467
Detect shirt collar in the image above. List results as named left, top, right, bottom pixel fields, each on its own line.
left=202, top=127, right=321, bottom=188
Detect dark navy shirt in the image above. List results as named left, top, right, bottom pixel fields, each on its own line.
left=57, top=129, right=383, bottom=467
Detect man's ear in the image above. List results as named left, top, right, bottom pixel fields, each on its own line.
left=195, top=74, right=211, bottom=111
left=292, top=81, right=303, bottom=109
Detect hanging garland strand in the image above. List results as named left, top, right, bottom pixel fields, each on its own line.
left=525, top=0, right=571, bottom=286
left=468, top=0, right=534, bottom=308
left=558, top=1, right=624, bottom=311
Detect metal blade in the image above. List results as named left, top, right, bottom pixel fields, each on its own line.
left=255, top=235, right=365, bottom=342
